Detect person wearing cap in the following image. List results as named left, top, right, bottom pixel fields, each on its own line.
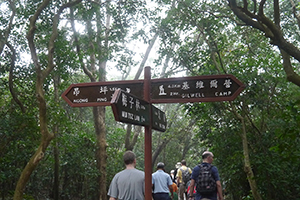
left=152, top=162, right=174, bottom=200
left=188, top=151, right=223, bottom=200
left=108, top=151, right=145, bottom=200
left=173, top=162, right=181, bottom=184
left=177, top=160, right=192, bottom=200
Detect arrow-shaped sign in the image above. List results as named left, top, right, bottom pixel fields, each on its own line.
left=61, top=80, right=144, bottom=107
left=150, top=74, right=245, bottom=103
left=62, top=74, right=245, bottom=107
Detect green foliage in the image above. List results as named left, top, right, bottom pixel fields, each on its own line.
left=170, top=1, right=300, bottom=199
left=1, top=0, right=300, bottom=199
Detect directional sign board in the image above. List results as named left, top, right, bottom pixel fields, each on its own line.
left=151, top=106, right=167, bottom=132
left=62, top=74, right=245, bottom=107
left=61, top=80, right=144, bottom=107
left=151, top=74, right=245, bottom=103
left=110, top=89, right=167, bottom=132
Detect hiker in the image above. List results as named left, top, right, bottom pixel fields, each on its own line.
left=177, top=160, right=192, bottom=200
left=173, top=162, right=181, bottom=184
left=170, top=181, right=178, bottom=200
left=152, top=162, right=174, bottom=200
left=188, top=151, right=223, bottom=200
left=107, top=151, right=145, bottom=200
left=170, top=170, right=176, bottom=183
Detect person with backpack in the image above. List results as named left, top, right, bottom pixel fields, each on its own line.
left=174, top=162, right=181, bottom=184
left=188, top=151, right=223, bottom=200
left=177, top=160, right=192, bottom=200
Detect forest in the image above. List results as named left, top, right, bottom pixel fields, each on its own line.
left=1, top=0, right=300, bottom=200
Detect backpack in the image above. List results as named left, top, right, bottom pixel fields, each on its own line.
left=180, top=167, right=191, bottom=184
left=196, top=164, right=216, bottom=194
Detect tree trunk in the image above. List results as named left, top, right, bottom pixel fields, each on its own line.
left=124, top=31, right=159, bottom=150
left=94, top=3, right=110, bottom=196
left=125, top=125, right=142, bottom=151
left=14, top=1, right=55, bottom=196
left=152, top=138, right=170, bottom=168
left=240, top=117, right=262, bottom=200
left=93, top=106, right=107, bottom=200
left=231, top=104, right=262, bottom=200
left=13, top=1, right=82, bottom=199
left=13, top=141, right=53, bottom=200
left=52, top=74, right=60, bottom=200
left=71, top=3, right=109, bottom=199
left=53, top=139, right=59, bottom=200
left=13, top=82, right=54, bottom=199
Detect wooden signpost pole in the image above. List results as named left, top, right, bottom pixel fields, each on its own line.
left=144, top=66, right=152, bottom=200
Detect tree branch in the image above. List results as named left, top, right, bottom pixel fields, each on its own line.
left=7, top=42, right=26, bottom=113
left=290, top=0, right=300, bottom=29
left=228, top=0, right=300, bottom=86
left=228, top=0, right=266, bottom=33
left=280, top=49, right=300, bottom=86
left=274, top=0, right=280, bottom=27
left=258, top=0, right=266, bottom=16
left=44, top=0, right=83, bottom=79
left=0, top=0, right=16, bottom=54
left=70, top=7, right=95, bottom=81
left=27, top=0, right=51, bottom=73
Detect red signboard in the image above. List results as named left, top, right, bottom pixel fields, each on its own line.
left=150, top=74, right=245, bottom=103
left=61, top=80, right=144, bottom=107
left=62, top=74, right=245, bottom=107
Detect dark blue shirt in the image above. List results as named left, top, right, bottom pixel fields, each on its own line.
left=191, top=163, right=220, bottom=200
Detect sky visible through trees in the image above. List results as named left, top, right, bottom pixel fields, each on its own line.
left=1, top=0, right=300, bottom=200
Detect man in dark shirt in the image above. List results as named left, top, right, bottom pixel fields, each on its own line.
left=189, top=151, right=223, bottom=200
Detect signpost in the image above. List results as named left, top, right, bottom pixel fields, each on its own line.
left=110, top=89, right=167, bottom=132
left=151, top=105, right=167, bottom=132
left=61, top=80, right=144, bottom=107
left=62, top=75, right=245, bottom=107
left=61, top=66, right=245, bottom=200
left=150, top=74, right=244, bottom=103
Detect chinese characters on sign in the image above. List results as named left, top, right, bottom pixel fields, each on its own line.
left=111, top=89, right=167, bottom=132
left=151, top=74, right=245, bottom=103
left=111, top=89, right=150, bottom=127
left=62, top=75, right=245, bottom=106
left=61, top=80, right=144, bottom=107
left=152, top=106, right=167, bottom=132
left=119, top=91, right=148, bottom=125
